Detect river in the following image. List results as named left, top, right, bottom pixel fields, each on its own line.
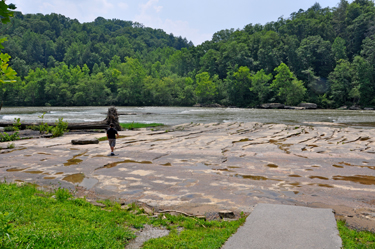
left=1, top=106, right=375, bottom=127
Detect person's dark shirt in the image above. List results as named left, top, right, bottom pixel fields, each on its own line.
left=107, top=127, right=118, bottom=139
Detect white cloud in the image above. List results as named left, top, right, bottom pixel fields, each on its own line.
left=11, top=0, right=211, bottom=44
left=134, top=0, right=209, bottom=45
left=163, top=19, right=212, bottom=45
left=13, top=0, right=114, bottom=22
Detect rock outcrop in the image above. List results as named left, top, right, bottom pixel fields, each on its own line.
left=298, top=103, right=317, bottom=109
left=349, top=105, right=361, bottom=110
left=259, top=103, right=284, bottom=109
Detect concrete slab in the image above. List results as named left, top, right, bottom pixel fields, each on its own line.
left=222, top=204, right=342, bottom=249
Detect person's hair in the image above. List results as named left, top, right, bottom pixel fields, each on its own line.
left=109, top=123, right=114, bottom=128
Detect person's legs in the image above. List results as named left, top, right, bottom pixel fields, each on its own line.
left=109, top=139, right=116, bottom=154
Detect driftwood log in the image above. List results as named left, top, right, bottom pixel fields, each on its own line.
left=0, top=106, right=122, bottom=130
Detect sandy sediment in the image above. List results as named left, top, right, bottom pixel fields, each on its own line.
left=1, top=122, right=375, bottom=230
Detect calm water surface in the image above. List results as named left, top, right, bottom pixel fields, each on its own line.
left=1, top=106, right=375, bottom=127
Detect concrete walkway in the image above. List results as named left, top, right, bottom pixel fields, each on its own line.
left=222, top=204, right=342, bottom=249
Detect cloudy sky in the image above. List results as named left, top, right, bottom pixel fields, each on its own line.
left=11, top=0, right=350, bottom=45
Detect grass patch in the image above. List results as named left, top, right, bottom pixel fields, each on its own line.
left=120, top=122, right=164, bottom=130
left=0, top=182, right=246, bottom=248
left=337, top=220, right=375, bottom=248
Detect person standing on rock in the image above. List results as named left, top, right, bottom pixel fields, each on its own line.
left=107, top=123, right=119, bottom=155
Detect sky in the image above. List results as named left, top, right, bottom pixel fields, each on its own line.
left=11, top=0, right=351, bottom=45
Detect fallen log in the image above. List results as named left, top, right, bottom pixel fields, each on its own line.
left=0, top=107, right=121, bottom=130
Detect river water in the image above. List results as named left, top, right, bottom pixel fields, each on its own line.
left=1, top=106, right=375, bottom=127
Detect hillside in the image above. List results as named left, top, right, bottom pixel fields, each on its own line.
left=1, top=0, right=375, bottom=108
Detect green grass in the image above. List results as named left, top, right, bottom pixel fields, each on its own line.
left=0, top=182, right=246, bottom=248
left=337, top=220, right=375, bottom=248
left=120, top=122, right=164, bottom=130
left=97, top=136, right=108, bottom=141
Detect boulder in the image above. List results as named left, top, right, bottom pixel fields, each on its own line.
left=268, top=103, right=284, bottom=109
left=284, top=106, right=305, bottom=110
left=259, top=103, right=284, bottom=109
left=71, top=139, right=99, bottom=145
left=298, top=103, right=317, bottom=109
left=349, top=105, right=361, bottom=110
left=364, top=107, right=374, bottom=110
left=338, top=106, right=347, bottom=110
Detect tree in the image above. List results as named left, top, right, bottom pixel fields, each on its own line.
left=296, top=36, right=334, bottom=78
left=0, top=1, right=16, bottom=24
left=271, top=63, right=306, bottom=105
left=332, top=37, right=348, bottom=61
left=226, top=66, right=253, bottom=107
left=195, top=72, right=217, bottom=103
left=250, top=69, right=272, bottom=104
left=0, top=1, right=17, bottom=93
left=352, top=56, right=373, bottom=106
left=329, top=59, right=354, bottom=106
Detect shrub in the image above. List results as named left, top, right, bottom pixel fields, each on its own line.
left=52, top=118, right=68, bottom=137
left=0, top=131, right=19, bottom=142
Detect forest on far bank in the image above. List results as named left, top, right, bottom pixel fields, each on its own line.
left=1, top=0, right=375, bottom=108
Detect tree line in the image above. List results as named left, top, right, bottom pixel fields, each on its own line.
left=1, top=0, right=375, bottom=108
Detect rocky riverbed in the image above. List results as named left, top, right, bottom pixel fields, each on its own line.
left=1, top=122, right=375, bottom=231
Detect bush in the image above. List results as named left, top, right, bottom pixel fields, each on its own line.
left=0, top=131, right=19, bottom=142
left=52, top=118, right=68, bottom=137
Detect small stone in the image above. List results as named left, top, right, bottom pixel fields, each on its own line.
left=121, top=205, right=130, bottom=210
left=91, top=201, right=106, bottom=207
left=142, top=206, right=154, bottom=215
left=219, top=210, right=235, bottom=219
left=196, top=215, right=206, bottom=220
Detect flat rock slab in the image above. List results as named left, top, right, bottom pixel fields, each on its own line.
left=222, top=204, right=342, bottom=249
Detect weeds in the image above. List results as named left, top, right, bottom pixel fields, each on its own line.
left=337, top=220, right=375, bottom=248
left=37, top=112, right=53, bottom=134
left=6, top=143, right=14, bottom=149
left=1, top=118, right=21, bottom=142
left=52, top=117, right=68, bottom=137
left=0, top=131, right=19, bottom=142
